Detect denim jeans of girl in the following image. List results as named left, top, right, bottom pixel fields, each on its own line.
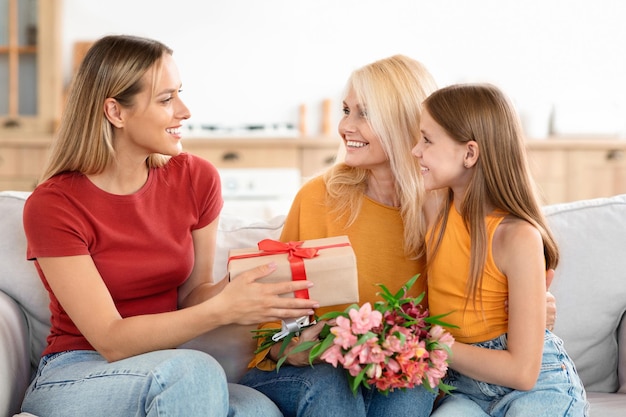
left=431, top=331, right=589, bottom=417
left=21, top=349, right=282, bottom=417
left=239, top=361, right=436, bottom=417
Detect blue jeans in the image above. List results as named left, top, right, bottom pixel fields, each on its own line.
left=239, top=362, right=436, bottom=417
left=432, top=331, right=589, bottom=417
left=21, top=349, right=282, bottom=417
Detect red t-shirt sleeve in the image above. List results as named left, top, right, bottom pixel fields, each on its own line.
left=185, top=152, right=223, bottom=230
left=24, top=188, right=91, bottom=260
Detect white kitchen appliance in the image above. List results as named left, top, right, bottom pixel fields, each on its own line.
left=218, top=168, right=300, bottom=221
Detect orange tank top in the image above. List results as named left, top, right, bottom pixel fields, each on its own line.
left=426, top=204, right=508, bottom=344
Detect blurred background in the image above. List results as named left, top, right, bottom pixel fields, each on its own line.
left=59, top=0, right=626, bottom=138
left=3, top=0, right=626, bottom=217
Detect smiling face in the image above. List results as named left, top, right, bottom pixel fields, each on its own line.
left=338, top=87, right=388, bottom=170
left=412, top=108, right=474, bottom=195
left=113, top=53, right=191, bottom=159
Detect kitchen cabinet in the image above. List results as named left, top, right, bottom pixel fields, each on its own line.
left=526, top=138, right=626, bottom=205
left=0, top=0, right=63, bottom=136
left=0, top=136, right=50, bottom=190
left=566, top=148, right=626, bottom=202
left=0, top=136, right=340, bottom=191
left=4, top=135, right=626, bottom=207
left=182, top=137, right=340, bottom=181
left=525, top=147, right=568, bottom=204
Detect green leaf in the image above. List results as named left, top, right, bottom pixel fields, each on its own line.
left=411, top=291, right=425, bottom=305
left=424, top=311, right=459, bottom=329
left=356, top=365, right=375, bottom=391
left=318, top=323, right=332, bottom=339
left=354, top=332, right=378, bottom=347
left=276, top=333, right=296, bottom=357
left=275, top=354, right=288, bottom=371
left=290, top=340, right=319, bottom=355
left=317, top=310, right=350, bottom=321
left=438, top=381, right=456, bottom=395
left=392, top=273, right=421, bottom=300
left=275, top=338, right=317, bottom=371
left=309, top=333, right=336, bottom=362
left=376, top=284, right=396, bottom=303
left=350, top=369, right=368, bottom=395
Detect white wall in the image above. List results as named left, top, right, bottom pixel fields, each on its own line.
left=61, top=0, right=626, bottom=137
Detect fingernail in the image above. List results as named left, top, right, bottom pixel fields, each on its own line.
left=306, top=281, right=314, bottom=287
left=267, top=262, right=277, bottom=270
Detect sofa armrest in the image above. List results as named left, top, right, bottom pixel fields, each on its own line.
left=617, top=313, right=626, bottom=394
left=0, top=292, right=31, bottom=417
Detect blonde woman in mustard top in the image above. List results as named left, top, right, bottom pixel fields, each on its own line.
left=413, top=83, right=588, bottom=416
left=240, top=55, right=439, bottom=417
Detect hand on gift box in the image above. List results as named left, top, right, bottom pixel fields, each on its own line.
left=214, top=262, right=320, bottom=325
left=228, top=236, right=359, bottom=308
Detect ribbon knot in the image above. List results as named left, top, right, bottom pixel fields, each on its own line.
left=257, top=239, right=319, bottom=261
left=257, top=239, right=319, bottom=301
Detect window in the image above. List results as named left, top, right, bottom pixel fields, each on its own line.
left=0, top=0, right=62, bottom=136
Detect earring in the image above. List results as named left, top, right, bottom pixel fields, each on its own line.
left=464, top=163, right=469, bottom=168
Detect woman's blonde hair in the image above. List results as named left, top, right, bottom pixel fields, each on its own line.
left=425, top=83, right=559, bottom=304
left=39, top=35, right=173, bottom=183
left=324, top=55, right=437, bottom=258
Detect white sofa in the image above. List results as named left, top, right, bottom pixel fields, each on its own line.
left=1, top=190, right=625, bottom=416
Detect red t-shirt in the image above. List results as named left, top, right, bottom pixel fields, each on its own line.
left=23, top=153, right=223, bottom=356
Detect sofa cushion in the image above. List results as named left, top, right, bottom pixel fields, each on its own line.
left=0, top=192, right=49, bottom=372
left=212, top=213, right=285, bottom=283
left=544, top=194, right=626, bottom=393
left=0, top=292, right=31, bottom=417
left=584, top=392, right=626, bottom=417
left=183, top=213, right=286, bottom=382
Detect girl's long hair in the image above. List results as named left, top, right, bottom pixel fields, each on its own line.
left=39, top=35, right=173, bottom=183
left=425, top=83, right=559, bottom=305
left=324, top=55, right=437, bottom=259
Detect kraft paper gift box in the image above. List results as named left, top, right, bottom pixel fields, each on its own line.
left=227, top=236, right=359, bottom=307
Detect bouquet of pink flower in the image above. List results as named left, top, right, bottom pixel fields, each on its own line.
left=253, top=274, right=456, bottom=395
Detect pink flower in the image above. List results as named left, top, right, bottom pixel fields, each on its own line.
left=430, top=325, right=455, bottom=348
left=366, top=362, right=383, bottom=379
left=426, top=352, right=449, bottom=388
left=320, top=344, right=345, bottom=367
left=330, top=316, right=358, bottom=349
left=348, top=302, right=382, bottom=334
left=360, top=338, right=387, bottom=364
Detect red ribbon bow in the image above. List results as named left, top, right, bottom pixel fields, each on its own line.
left=256, top=239, right=319, bottom=300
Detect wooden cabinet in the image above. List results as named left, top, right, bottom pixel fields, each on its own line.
left=526, top=148, right=568, bottom=205
left=526, top=139, right=626, bottom=205
left=299, top=142, right=339, bottom=180
left=0, top=136, right=340, bottom=191
left=183, top=139, right=300, bottom=170
left=566, top=148, right=626, bottom=202
left=0, top=0, right=63, bottom=136
left=182, top=137, right=340, bottom=181
left=0, top=136, right=50, bottom=190
left=4, top=135, right=626, bottom=206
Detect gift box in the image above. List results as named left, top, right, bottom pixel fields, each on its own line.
left=227, top=236, right=359, bottom=307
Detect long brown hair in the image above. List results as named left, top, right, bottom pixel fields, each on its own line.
left=324, top=55, right=437, bottom=258
left=425, top=83, right=559, bottom=304
left=40, top=35, right=173, bottom=183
